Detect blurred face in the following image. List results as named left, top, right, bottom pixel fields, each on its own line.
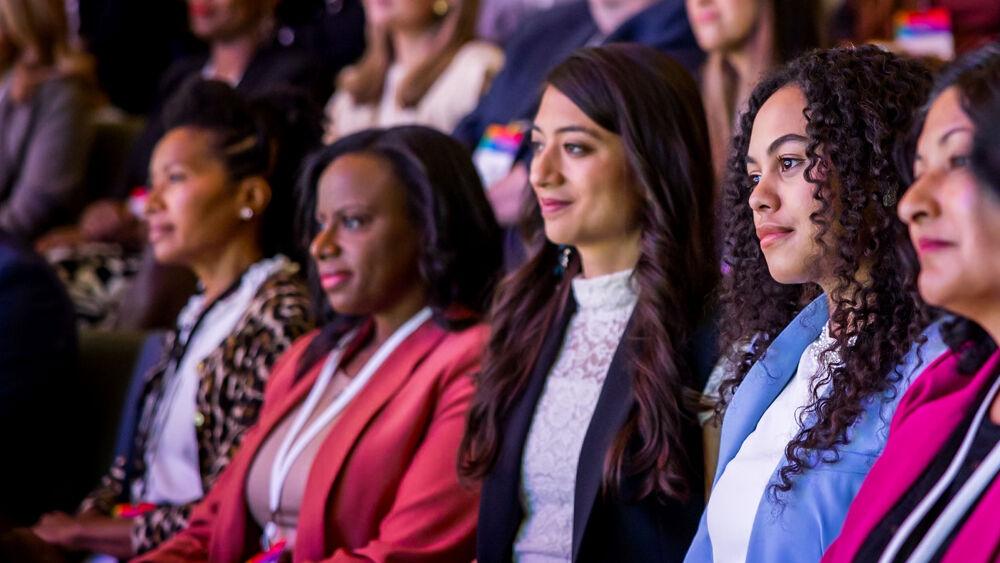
left=686, top=0, right=762, bottom=53
left=363, top=0, right=437, bottom=30
left=529, top=86, right=642, bottom=258
left=188, top=0, right=269, bottom=41
left=899, top=87, right=1000, bottom=317
left=145, top=127, right=249, bottom=266
left=310, top=153, right=424, bottom=317
left=746, top=85, right=827, bottom=285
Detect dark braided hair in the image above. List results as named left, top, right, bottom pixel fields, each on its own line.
left=717, top=45, right=934, bottom=495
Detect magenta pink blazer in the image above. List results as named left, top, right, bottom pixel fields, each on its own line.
left=823, top=348, right=1000, bottom=562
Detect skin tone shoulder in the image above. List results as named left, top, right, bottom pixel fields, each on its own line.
left=529, top=85, right=642, bottom=278
left=898, top=86, right=1000, bottom=423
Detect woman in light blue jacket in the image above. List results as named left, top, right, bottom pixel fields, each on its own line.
left=686, top=46, right=947, bottom=563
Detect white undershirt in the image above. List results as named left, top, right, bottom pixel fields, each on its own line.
left=137, top=255, right=296, bottom=505
left=706, top=325, right=835, bottom=562
left=514, top=269, right=637, bottom=563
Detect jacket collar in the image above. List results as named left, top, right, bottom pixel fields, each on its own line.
left=714, top=293, right=829, bottom=484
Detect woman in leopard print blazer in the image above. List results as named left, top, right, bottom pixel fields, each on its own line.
left=27, top=81, right=319, bottom=559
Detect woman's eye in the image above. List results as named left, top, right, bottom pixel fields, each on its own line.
left=341, top=215, right=367, bottom=230
left=529, top=140, right=544, bottom=154
left=949, top=155, right=970, bottom=169
left=563, top=143, right=590, bottom=157
left=168, top=172, right=186, bottom=183
left=749, top=173, right=761, bottom=186
left=779, top=157, right=801, bottom=171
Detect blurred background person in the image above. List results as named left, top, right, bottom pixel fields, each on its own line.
left=686, top=0, right=822, bottom=181
left=324, top=0, right=503, bottom=142
left=0, top=0, right=96, bottom=242
left=24, top=80, right=316, bottom=560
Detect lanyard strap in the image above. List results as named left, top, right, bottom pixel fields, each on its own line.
left=879, top=374, right=1000, bottom=563
left=265, top=307, right=433, bottom=536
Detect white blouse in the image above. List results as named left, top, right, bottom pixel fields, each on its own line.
left=514, top=269, right=637, bottom=563
left=324, top=41, right=504, bottom=142
left=137, top=255, right=298, bottom=505
left=706, top=325, right=836, bottom=562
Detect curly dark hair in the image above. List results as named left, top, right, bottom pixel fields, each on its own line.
left=905, top=44, right=1000, bottom=375
left=717, top=45, right=934, bottom=495
left=161, top=79, right=323, bottom=261
left=292, top=125, right=504, bottom=379
left=459, top=43, right=718, bottom=501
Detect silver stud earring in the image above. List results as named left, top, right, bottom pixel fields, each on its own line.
left=239, top=207, right=254, bottom=220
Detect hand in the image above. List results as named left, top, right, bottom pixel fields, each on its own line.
left=487, top=163, right=529, bottom=227
left=31, top=512, right=82, bottom=549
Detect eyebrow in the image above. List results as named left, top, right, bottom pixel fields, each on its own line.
left=746, top=133, right=810, bottom=165
left=939, top=126, right=973, bottom=146
left=530, top=124, right=603, bottom=138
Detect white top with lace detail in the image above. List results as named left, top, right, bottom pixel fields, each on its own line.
left=513, top=268, right=637, bottom=563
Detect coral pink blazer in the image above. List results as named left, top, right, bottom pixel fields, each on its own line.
left=135, top=320, right=487, bottom=562
left=824, top=348, right=1000, bottom=563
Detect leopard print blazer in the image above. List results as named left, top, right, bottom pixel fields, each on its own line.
left=79, top=266, right=314, bottom=553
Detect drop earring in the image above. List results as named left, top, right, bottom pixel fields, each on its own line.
left=432, top=0, right=450, bottom=17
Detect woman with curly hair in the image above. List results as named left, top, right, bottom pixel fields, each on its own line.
left=824, top=44, right=1000, bottom=563
left=684, top=45, right=948, bottom=563
left=136, top=125, right=503, bottom=562
left=459, top=43, right=719, bottom=562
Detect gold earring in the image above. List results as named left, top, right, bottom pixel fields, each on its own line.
left=432, top=0, right=450, bottom=17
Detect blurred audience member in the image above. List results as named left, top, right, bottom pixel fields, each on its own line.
left=0, top=0, right=96, bottom=241
left=686, top=0, right=821, bottom=180
left=824, top=44, right=1000, bottom=563
left=453, top=0, right=703, bottom=230
left=0, top=232, right=79, bottom=528
left=324, top=0, right=503, bottom=142
left=26, top=81, right=315, bottom=560
left=139, top=126, right=502, bottom=562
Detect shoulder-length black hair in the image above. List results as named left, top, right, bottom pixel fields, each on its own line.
left=717, top=45, right=934, bottom=494
left=460, top=43, right=718, bottom=502
left=906, top=44, right=1000, bottom=375
left=293, top=125, right=503, bottom=378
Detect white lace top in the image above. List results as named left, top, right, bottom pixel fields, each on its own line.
left=513, top=268, right=638, bottom=563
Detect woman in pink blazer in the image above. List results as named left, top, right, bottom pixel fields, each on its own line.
left=135, top=125, right=503, bottom=562
left=824, top=45, right=1000, bottom=563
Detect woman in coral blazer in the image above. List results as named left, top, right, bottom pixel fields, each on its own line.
left=137, top=126, right=503, bottom=562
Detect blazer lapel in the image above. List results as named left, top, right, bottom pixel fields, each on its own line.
left=293, top=321, right=447, bottom=559
left=571, top=317, right=635, bottom=561
left=478, top=298, right=577, bottom=563
left=714, top=294, right=829, bottom=484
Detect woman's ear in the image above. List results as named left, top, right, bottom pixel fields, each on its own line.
left=237, top=176, right=273, bottom=217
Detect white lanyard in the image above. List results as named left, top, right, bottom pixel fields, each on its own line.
left=879, top=373, right=1000, bottom=563
left=262, top=307, right=433, bottom=549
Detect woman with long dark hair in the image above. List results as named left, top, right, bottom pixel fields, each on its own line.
left=136, top=125, right=503, bottom=562
left=824, top=44, right=1000, bottom=563
left=685, top=46, right=946, bottom=563
left=459, top=43, right=719, bottom=562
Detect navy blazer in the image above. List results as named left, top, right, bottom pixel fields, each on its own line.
left=478, top=297, right=716, bottom=563
left=452, top=0, right=704, bottom=149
